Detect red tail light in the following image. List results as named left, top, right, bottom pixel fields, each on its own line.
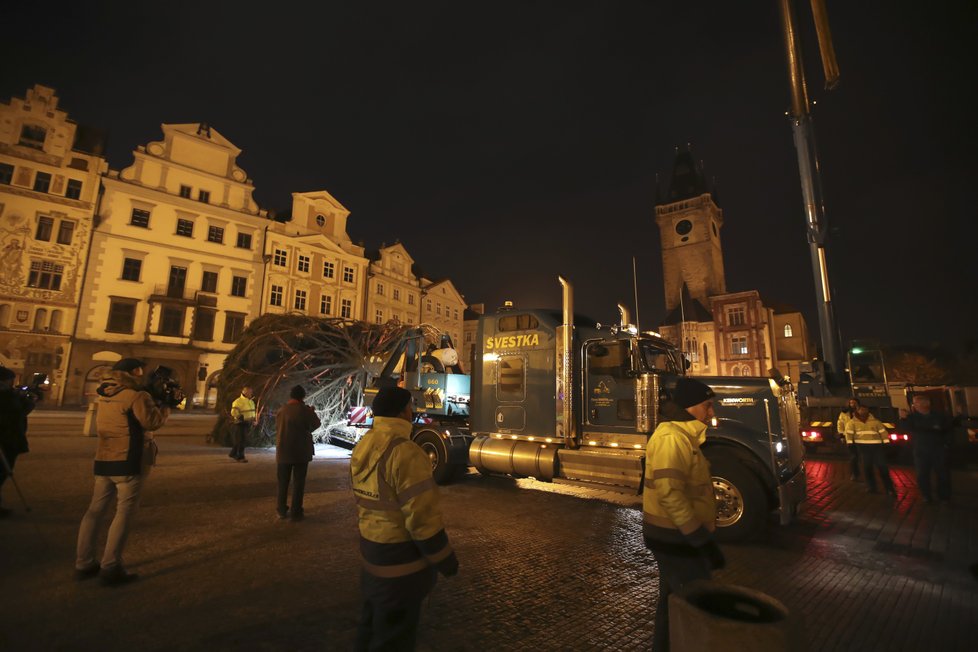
left=903, top=434, right=909, bottom=441
left=889, top=433, right=898, bottom=441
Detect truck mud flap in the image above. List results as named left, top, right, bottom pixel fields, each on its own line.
left=557, top=449, right=644, bottom=493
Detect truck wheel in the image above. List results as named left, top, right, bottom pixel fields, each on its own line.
left=414, top=429, right=458, bottom=484
left=705, top=455, right=767, bottom=542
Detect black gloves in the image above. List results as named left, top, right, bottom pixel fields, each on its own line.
left=437, top=552, right=459, bottom=577
left=700, top=539, right=726, bottom=570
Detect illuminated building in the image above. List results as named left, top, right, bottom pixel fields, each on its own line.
left=420, top=278, right=466, bottom=348
left=0, top=85, right=107, bottom=402
left=364, top=242, right=422, bottom=326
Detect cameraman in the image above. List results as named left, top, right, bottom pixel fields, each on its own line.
left=75, top=358, right=169, bottom=586
left=0, top=366, right=35, bottom=518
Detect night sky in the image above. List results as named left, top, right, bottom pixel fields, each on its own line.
left=4, top=1, right=976, bottom=352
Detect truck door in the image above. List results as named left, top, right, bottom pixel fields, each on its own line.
left=494, top=353, right=526, bottom=431
left=584, top=340, right=636, bottom=431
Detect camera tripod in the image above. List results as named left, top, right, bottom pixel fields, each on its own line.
left=0, top=448, right=31, bottom=512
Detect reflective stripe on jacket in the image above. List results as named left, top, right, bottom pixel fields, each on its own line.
left=350, top=416, right=454, bottom=579
left=844, top=414, right=889, bottom=445
left=642, top=412, right=716, bottom=547
left=837, top=410, right=854, bottom=437
left=230, top=395, right=256, bottom=422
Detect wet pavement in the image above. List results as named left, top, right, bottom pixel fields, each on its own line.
left=2, top=414, right=976, bottom=651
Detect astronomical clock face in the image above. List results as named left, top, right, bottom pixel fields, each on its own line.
left=675, top=218, right=693, bottom=242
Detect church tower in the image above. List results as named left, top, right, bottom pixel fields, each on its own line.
left=654, top=146, right=726, bottom=311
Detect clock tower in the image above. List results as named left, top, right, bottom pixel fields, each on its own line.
left=654, top=147, right=726, bottom=311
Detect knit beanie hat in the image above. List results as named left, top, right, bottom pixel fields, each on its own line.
left=672, top=377, right=716, bottom=409
left=372, top=386, right=414, bottom=417
left=112, top=358, right=146, bottom=373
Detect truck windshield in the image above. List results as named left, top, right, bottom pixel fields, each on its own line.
left=639, top=341, right=682, bottom=374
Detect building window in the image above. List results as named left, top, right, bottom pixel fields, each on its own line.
left=33, top=308, right=48, bottom=331
left=436, top=302, right=442, bottom=316
left=270, top=285, right=283, bottom=307
left=728, top=306, right=746, bottom=326
left=294, top=289, right=307, bottom=311
left=27, top=260, right=64, bottom=290
left=703, top=343, right=709, bottom=366
left=121, top=258, right=142, bottom=282
left=57, top=221, right=75, bottom=245
left=393, top=288, right=400, bottom=301
left=35, top=216, right=54, bottom=241
left=198, top=189, right=210, bottom=203
left=273, top=249, right=287, bottom=267
left=236, top=232, right=252, bottom=249
left=323, top=261, right=335, bottom=279
left=65, top=179, right=83, bottom=200
left=297, top=255, right=310, bottom=273
left=207, top=225, right=224, bottom=244
left=0, top=163, right=14, bottom=185
left=426, top=299, right=432, bottom=313
left=320, top=295, right=333, bottom=315
left=343, top=266, right=354, bottom=283
left=179, top=185, right=192, bottom=198
left=376, top=282, right=384, bottom=296
left=33, top=171, right=52, bottom=193
left=453, top=308, right=459, bottom=321
left=731, top=336, right=748, bottom=356
left=167, top=266, right=187, bottom=298
left=375, top=309, right=383, bottom=324
left=130, top=208, right=150, bottom=228
left=408, top=294, right=415, bottom=306
left=341, top=298, right=352, bottom=318
left=159, top=306, right=185, bottom=336
left=231, top=276, right=247, bottom=297
left=176, top=219, right=194, bottom=237
left=193, top=309, right=216, bottom=341
left=201, top=270, right=219, bottom=293
left=783, top=323, right=793, bottom=338
left=50, top=309, right=64, bottom=333
left=106, top=300, right=137, bottom=334
left=223, top=313, right=245, bottom=343
left=19, top=125, right=46, bottom=149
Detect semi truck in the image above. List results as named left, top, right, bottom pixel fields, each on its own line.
left=332, top=277, right=807, bottom=541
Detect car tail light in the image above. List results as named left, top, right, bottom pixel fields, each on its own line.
left=903, top=434, right=909, bottom=441
left=889, top=433, right=898, bottom=441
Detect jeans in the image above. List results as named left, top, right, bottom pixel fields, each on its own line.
left=75, top=473, right=146, bottom=570
left=859, top=444, right=894, bottom=493
left=230, top=422, right=250, bottom=459
left=914, top=443, right=951, bottom=501
left=650, top=548, right=712, bottom=652
left=276, top=462, right=308, bottom=516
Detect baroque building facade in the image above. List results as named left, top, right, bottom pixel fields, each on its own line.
left=421, top=278, right=466, bottom=348
left=0, top=85, right=107, bottom=402
left=655, top=147, right=810, bottom=380
left=364, top=242, right=421, bottom=326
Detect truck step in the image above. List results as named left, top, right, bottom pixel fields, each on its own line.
left=552, top=477, right=641, bottom=496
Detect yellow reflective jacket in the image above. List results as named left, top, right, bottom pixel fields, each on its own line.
left=844, top=414, right=889, bottom=445
left=350, top=416, right=455, bottom=579
left=837, top=410, right=855, bottom=437
left=643, top=411, right=716, bottom=547
left=230, top=394, right=256, bottom=423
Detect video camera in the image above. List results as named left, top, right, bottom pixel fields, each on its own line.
left=17, top=372, right=49, bottom=402
left=145, top=365, right=186, bottom=409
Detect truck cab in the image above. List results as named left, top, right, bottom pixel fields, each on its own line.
left=468, top=282, right=806, bottom=541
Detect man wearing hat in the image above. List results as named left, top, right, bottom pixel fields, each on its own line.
left=643, top=377, right=725, bottom=652
left=0, top=366, right=35, bottom=517
left=351, top=386, right=459, bottom=651
left=75, top=358, right=169, bottom=586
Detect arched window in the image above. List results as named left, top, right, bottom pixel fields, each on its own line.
left=33, top=308, right=48, bottom=331
left=702, top=343, right=709, bottom=366
left=732, top=366, right=740, bottom=377
left=784, top=323, right=793, bottom=338
left=0, top=303, right=10, bottom=328
left=50, top=309, right=64, bottom=333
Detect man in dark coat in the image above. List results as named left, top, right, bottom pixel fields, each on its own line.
left=0, top=366, right=36, bottom=518
left=898, top=394, right=954, bottom=503
left=275, top=385, right=321, bottom=521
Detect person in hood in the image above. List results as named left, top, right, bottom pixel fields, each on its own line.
left=643, top=377, right=724, bottom=652
left=0, top=366, right=35, bottom=518
left=74, top=358, right=169, bottom=586
left=351, top=386, right=458, bottom=651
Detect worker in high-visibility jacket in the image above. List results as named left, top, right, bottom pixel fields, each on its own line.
left=837, top=397, right=862, bottom=481
left=844, top=404, right=896, bottom=496
left=351, top=386, right=458, bottom=651
left=643, top=377, right=725, bottom=652
left=229, top=387, right=256, bottom=462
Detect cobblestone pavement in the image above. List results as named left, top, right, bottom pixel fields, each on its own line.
left=2, top=419, right=976, bottom=651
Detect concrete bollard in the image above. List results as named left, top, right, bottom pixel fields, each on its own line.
left=83, top=402, right=98, bottom=437
left=670, top=580, right=806, bottom=652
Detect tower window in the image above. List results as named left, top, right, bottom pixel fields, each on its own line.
left=731, top=336, right=748, bottom=356
left=783, top=323, right=793, bottom=338
left=727, top=306, right=746, bottom=326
